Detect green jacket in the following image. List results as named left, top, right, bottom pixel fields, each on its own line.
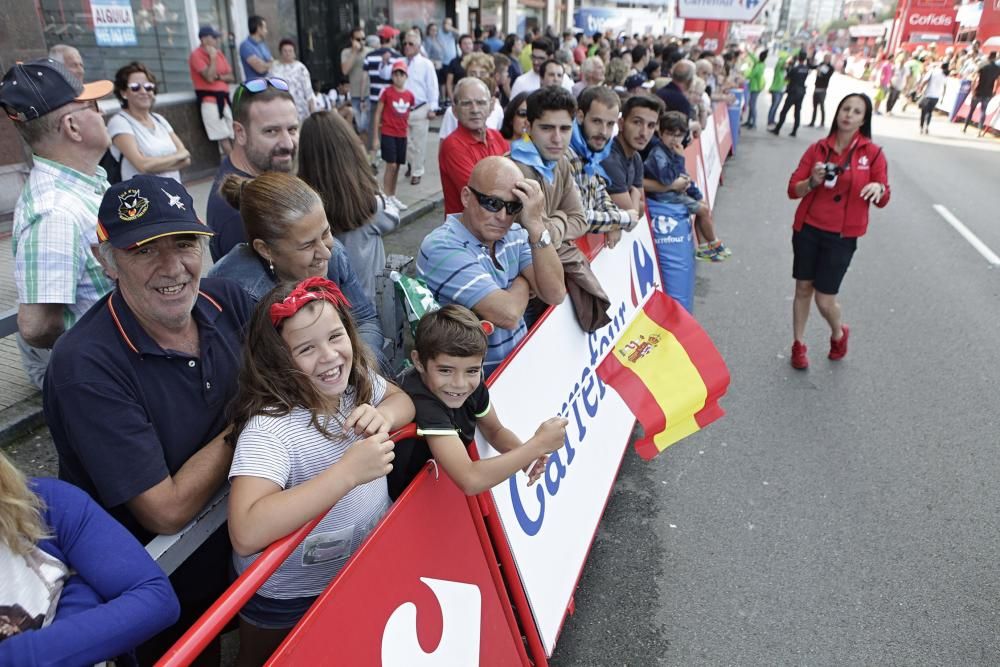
left=770, top=53, right=789, bottom=92
left=749, top=57, right=766, bottom=93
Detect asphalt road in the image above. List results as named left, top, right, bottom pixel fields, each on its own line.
left=549, top=75, right=1000, bottom=666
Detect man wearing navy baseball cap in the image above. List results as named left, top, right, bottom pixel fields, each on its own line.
left=0, top=58, right=115, bottom=388
left=44, top=174, right=254, bottom=662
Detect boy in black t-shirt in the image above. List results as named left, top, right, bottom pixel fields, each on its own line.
left=392, top=305, right=568, bottom=498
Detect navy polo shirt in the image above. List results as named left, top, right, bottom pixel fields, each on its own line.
left=44, top=278, right=253, bottom=543
left=657, top=81, right=693, bottom=119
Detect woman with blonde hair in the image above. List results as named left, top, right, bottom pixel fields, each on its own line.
left=0, top=453, right=178, bottom=663
left=299, top=111, right=401, bottom=304
left=207, top=171, right=387, bottom=366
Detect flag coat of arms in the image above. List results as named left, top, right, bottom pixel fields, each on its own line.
left=597, top=289, right=730, bottom=460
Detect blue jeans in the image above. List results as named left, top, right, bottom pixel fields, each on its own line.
left=746, top=90, right=760, bottom=127
left=767, top=90, right=784, bottom=126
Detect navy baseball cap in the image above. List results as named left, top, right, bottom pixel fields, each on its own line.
left=198, top=25, right=221, bottom=38
left=0, top=58, right=113, bottom=122
left=97, top=175, right=214, bottom=249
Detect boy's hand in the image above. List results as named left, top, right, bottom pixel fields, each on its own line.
left=533, top=417, right=569, bottom=454
left=345, top=403, right=390, bottom=436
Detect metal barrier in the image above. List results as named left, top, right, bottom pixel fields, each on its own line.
left=0, top=306, right=17, bottom=338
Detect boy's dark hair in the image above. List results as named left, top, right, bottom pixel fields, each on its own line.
left=415, top=305, right=488, bottom=366
left=578, top=85, right=621, bottom=115
left=248, top=15, right=266, bottom=35
left=630, top=44, right=647, bottom=64
left=621, top=93, right=664, bottom=120
left=659, top=110, right=688, bottom=134
left=525, top=85, right=576, bottom=123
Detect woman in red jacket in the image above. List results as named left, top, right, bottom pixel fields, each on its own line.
left=786, top=93, right=890, bottom=369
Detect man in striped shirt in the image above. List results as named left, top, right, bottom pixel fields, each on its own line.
left=0, top=58, right=115, bottom=388
left=417, top=156, right=565, bottom=376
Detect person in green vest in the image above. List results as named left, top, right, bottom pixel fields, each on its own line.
left=767, top=50, right=789, bottom=128
left=744, top=49, right=768, bottom=129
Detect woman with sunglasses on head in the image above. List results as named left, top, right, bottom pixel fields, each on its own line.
left=500, top=91, right=531, bottom=141
left=785, top=93, right=890, bottom=370
left=107, top=62, right=190, bottom=183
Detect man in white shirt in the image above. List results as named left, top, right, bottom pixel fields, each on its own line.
left=510, top=39, right=574, bottom=98
left=402, top=30, right=439, bottom=185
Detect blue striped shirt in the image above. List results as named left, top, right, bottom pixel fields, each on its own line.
left=416, top=215, right=533, bottom=374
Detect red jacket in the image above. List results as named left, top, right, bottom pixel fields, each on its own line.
left=787, top=134, right=890, bottom=238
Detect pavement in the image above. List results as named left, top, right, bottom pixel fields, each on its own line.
left=0, top=127, right=445, bottom=450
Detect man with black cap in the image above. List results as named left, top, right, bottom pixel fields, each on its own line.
left=0, top=58, right=115, bottom=389
left=44, top=174, right=253, bottom=663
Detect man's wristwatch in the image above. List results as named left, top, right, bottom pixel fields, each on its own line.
left=531, top=229, right=552, bottom=249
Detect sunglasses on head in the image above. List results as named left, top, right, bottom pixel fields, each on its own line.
left=128, top=82, right=156, bottom=93
left=233, top=77, right=290, bottom=108
left=468, top=186, right=523, bottom=215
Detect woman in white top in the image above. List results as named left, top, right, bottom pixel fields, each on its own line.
left=271, top=39, right=315, bottom=120
left=107, top=62, right=190, bottom=183
left=917, top=60, right=948, bottom=135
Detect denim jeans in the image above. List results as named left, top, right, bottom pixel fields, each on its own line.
left=746, top=90, right=760, bottom=127
left=767, top=90, right=784, bottom=126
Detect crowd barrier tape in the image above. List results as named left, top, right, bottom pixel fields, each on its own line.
left=162, top=122, right=740, bottom=665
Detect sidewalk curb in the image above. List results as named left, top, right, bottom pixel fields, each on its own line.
left=0, top=394, right=44, bottom=450
left=0, top=194, right=442, bottom=449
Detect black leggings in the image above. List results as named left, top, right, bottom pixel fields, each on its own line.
left=776, top=89, right=805, bottom=133
left=920, top=98, right=938, bottom=129
left=810, top=89, right=827, bottom=126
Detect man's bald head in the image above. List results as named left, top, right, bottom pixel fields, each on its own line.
left=671, top=59, right=695, bottom=86
left=467, top=156, right=521, bottom=194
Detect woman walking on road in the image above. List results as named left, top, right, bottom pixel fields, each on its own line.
left=785, top=93, right=890, bottom=370
left=917, top=60, right=948, bottom=134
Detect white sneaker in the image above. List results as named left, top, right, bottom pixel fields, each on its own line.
left=390, top=195, right=408, bottom=210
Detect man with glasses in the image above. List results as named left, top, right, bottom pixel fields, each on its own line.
left=0, top=59, right=115, bottom=388
left=440, top=78, right=509, bottom=214
left=417, top=156, right=565, bottom=377
left=206, top=78, right=298, bottom=261
left=402, top=30, right=438, bottom=186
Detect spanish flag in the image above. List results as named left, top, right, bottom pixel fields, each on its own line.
left=597, top=290, right=730, bottom=460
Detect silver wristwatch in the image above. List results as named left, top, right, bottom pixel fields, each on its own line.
left=531, top=229, right=552, bottom=249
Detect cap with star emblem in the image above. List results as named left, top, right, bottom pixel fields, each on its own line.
left=97, top=175, right=214, bottom=249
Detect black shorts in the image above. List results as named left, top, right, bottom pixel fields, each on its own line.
left=380, top=134, right=407, bottom=164
left=791, top=223, right=858, bottom=295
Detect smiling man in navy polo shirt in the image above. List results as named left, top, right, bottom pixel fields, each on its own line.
left=43, top=174, right=254, bottom=662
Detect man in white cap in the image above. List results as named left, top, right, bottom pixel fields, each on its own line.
left=0, top=58, right=115, bottom=388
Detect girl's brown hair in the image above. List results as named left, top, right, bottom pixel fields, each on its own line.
left=227, top=280, right=380, bottom=445
left=0, top=452, right=49, bottom=555
left=298, top=111, right=379, bottom=234
left=219, top=171, right=323, bottom=244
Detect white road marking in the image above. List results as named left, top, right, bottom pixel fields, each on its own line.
left=933, top=204, right=1000, bottom=267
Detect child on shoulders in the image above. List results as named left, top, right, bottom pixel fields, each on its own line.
left=226, top=276, right=414, bottom=664
left=392, top=305, right=568, bottom=497
left=644, top=110, right=731, bottom=262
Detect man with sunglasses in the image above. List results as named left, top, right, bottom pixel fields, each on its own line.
left=207, top=78, right=298, bottom=261
left=440, top=78, right=510, bottom=214
left=417, top=156, right=565, bottom=377
left=0, top=58, right=115, bottom=389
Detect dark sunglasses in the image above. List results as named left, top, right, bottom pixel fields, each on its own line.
left=468, top=186, right=523, bottom=215
left=233, top=77, right=290, bottom=109
left=403, top=41, right=418, bottom=47
left=515, top=108, right=528, bottom=117
left=127, top=82, right=156, bottom=93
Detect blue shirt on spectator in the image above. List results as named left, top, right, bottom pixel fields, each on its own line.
left=207, top=156, right=250, bottom=261
left=644, top=138, right=703, bottom=202
left=240, top=36, right=273, bottom=81
left=416, top=215, right=533, bottom=376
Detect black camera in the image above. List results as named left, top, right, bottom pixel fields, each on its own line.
left=823, top=162, right=841, bottom=188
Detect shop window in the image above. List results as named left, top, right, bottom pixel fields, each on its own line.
left=35, top=0, right=196, bottom=93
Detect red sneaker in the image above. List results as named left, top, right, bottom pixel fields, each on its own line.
left=829, top=325, right=850, bottom=360
left=791, top=341, right=809, bottom=369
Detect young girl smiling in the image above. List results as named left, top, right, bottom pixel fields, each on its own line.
left=226, top=276, right=413, bottom=664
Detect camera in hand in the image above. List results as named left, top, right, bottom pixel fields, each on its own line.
left=822, top=162, right=842, bottom=188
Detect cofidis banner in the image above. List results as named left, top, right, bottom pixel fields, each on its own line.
left=477, top=221, right=660, bottom=655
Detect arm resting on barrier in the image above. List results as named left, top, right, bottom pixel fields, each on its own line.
left=18, top=303, right=66, bottom=349
left=471, top=275, right=531, bottom=331
left=126, top=426, right=234, bottom=535
left=344, top=382, right=416, bottom=436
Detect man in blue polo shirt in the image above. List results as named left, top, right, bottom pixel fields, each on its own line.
left=240, top=15, right=273, bottom=81
left=417, top=156, right=565, bottom=376
left=44, top=174, right=253, bottom=663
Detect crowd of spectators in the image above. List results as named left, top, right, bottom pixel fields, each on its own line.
left=0, top=20, right=757, bottom=663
